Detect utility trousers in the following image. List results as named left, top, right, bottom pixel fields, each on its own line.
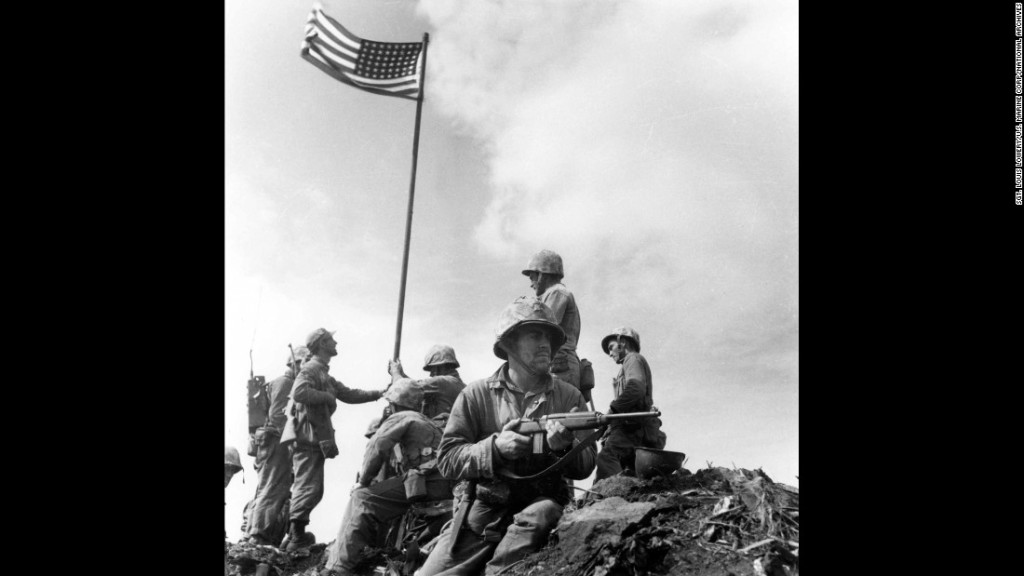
left=247, top=437, right=294, bottom=544
left=416, top=493, right=563, bottom=576
left=594, top=426, right=643, bottom=481
left=289, top=444, right=326, bottom=524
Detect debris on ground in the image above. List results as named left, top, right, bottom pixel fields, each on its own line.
left=506, top=466, right=798, bottom=576
left=226, top=466, right=799, bottom=576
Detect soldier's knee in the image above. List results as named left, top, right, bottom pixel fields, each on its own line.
left=512, top=499, right=562, bottom=531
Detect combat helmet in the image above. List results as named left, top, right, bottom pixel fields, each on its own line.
left=492, top=296, right=567, bottom=360
left=422, top=344, right=460, bottom=371
left=225, top=446, right=243, bottom=471
left=384, top=378, right=425, bottom=411
left=305, top=327, right=336, bottom=351
left=287, top=345, right=309, bottom=368
left=601, top=327, right=641, bottom=354
left=521, top=249, right=564, bottom=278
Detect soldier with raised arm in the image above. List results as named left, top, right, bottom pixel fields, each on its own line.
left=279, top=328, right=386, bottom=552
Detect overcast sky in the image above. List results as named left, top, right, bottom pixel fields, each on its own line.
left=225, top=0, right=798, bottom=543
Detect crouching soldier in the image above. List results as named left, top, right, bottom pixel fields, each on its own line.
left=417, top=297, right=596, bottom=576
left=388, top=344, right=467, bottom=418
left=320, top=379, right=453, bottom=576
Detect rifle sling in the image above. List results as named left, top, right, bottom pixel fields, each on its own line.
left=496, top=427, right=605, bottom=482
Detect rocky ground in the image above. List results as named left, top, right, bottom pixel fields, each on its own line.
left=226, top=466, right=799, bottom=576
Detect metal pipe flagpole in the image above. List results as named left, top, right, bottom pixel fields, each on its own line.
left=393, top=32, right=429, bottom=361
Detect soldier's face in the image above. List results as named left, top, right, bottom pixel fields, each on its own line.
left=607, top=341, right=626, bottom=363
left=528, top=272, right=544, bottom=296
left=321, top=336, right=339, bottom=357
left=510, top=326, right=552, bottom=372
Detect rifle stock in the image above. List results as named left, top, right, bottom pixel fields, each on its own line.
left=512, top=409, right=661, bottom=454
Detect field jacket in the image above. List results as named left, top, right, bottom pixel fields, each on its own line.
left=281, top=357, right=382, bottom=447
left=436, top=364, right=595, bottom=489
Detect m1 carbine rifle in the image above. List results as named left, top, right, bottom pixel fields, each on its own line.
left=512, top=409, right=662, bottom=454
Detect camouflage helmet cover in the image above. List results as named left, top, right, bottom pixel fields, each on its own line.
left=422, top=344, right=460, bottom=371
left=225, top=445, right=243, bottom=469
left=601, top=327, right=641, bottom=354
left=492, top=296, right=567, bottom=360
left=385, top=378, right=425, bottom=410
left=521, top=249, right=564, bottom=277
left=305, top=327, right=336, bottom=351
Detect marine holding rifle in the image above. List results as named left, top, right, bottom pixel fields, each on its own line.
left=279, top=328, right=387, bottom=552
left=594, top=327, right=667, bottom=481
left=416, top=296, right=595, bottom=576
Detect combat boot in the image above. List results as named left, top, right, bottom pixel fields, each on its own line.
left=285, top=521, right=315, bottom=552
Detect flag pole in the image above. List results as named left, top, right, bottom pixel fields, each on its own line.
left=393, top=32, right=429, bottom=361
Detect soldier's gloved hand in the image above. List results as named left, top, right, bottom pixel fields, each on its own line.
left=546, top=407, right=578, bottom=451
left=495, top=419, right=531, bottom=460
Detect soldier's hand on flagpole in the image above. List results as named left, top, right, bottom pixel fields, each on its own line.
left=388, top=359, right=407, bottom=379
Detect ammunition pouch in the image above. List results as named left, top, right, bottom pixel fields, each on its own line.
left=246, top=433, right=258, bottom=457
left=579, top=359, right=595, bottom=391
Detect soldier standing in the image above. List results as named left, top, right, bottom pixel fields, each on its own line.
left=279, top=328, right=387, bottom=552
left=245, top=346, right=308, bottom=546
left=521, top=250, right=582, bottom=391
left=594, top=327, right=666, bottom=481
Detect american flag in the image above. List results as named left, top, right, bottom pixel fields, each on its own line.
left=301, top=6, right=423, bottom=101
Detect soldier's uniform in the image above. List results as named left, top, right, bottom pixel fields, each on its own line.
left=322, top=381, right=452, bottom=575
left=595, top=328, right=666, bottom=481
left=417, top=298, right=596, bottom=576
left=521, top=250, right=582, bottom=389
left=281, top=331, right=383, bottom=547
left=538, top=282, right=581, bottom=389
left=245, top=348, right=307, bottom=545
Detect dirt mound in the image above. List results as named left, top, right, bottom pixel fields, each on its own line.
left=504, top=467, right=799, bottom=576
left=226, top=466, right=799, bottom=576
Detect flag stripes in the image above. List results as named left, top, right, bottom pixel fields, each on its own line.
left=301, top=6, right=423, bottom=100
